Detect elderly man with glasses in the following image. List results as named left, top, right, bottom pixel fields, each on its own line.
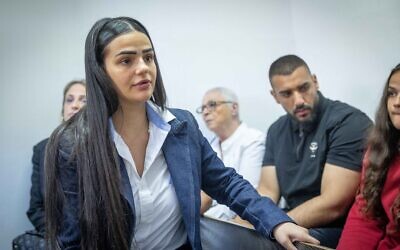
left=196, top=87, right=266, bottom=220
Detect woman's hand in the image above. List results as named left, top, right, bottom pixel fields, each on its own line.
left=273, top=222, right=319, bottom=250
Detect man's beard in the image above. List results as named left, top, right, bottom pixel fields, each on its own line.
left=291, top=102, right=319, bottom=124
left=291, top=94, right=319, bottom=123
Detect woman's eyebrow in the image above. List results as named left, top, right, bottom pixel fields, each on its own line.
left=116, top=48, right=154, bottom=56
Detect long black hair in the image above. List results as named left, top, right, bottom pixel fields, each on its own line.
left=362, top=63, right=400, bottom=230
left=45, top=17, right=167, bottom=250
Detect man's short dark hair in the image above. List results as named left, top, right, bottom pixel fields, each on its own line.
left=268, top=55, right=311, bottom=84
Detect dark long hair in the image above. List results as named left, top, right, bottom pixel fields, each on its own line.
left=362, top=64, right=400, bottom=230
left=45, top=17, right=167, bottom=250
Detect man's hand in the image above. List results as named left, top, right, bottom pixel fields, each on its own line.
left=273, top=222, right=319, bottom=250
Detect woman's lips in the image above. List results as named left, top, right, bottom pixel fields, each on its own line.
left=132, top=80, right=151, bottom=90
left=133, top=79, right=150, bottom=86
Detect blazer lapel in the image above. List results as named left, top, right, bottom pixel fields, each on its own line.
left=162, top=118, right=197, bottom=245
left=119, top=158, right=135, bottom=234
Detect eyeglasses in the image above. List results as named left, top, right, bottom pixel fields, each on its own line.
left=196, top=101, right=233, bottom=114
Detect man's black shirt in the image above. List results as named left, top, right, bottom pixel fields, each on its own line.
left=263, top=92, right=372, bottom=227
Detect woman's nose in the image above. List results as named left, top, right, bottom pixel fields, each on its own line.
left=394, top=96, right=400, bottom=107
left=71, top=100, right=80, bottom=109
left=135, top=58, right=149, bottom=74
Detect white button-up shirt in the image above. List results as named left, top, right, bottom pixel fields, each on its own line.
left=110, top=103, right=186, bottom=250
left=204, top=122, right=265, bottom=220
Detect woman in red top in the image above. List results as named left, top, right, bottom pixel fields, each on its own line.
left=337, top=64, right=400, bottom=250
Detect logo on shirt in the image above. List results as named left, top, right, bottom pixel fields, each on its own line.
left=309, top=142, right=318, bottom=158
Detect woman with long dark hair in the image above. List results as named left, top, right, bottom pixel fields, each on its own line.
left=11, top=80, right=85, bottom=249
left=45, top=17, right=318, bottom=250
left=27, top=79, right=86, bottom=233
left=337, top=64, right=400, bottom=249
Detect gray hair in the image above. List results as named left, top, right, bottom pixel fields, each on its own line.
left=206, top=87, right=239, bottom=103
left=205, top=87, right=240, bottom=119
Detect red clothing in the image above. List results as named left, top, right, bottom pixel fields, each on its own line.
left=337, top=154, right=400, bottom=250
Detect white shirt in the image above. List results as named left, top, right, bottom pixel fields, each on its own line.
left=110, top=103, right=186, bottom=250
left=204, top=122, right=265, bottom=220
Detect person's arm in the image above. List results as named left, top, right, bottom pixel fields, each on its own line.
left=189, top=112, right=318, bottom=248
left=233, top=131, right=279, bottom=224
left=200, top=191, right=213, bottom=214
left=287, top=163, right=360, bottom=227
left=26, top=140, right=47, bottom=233
left=236, top=136, right=265, bottom=187
left=201, top=145, right=319, bottom=249
left=336, top=193, right=384, bottom=250
left=256, top=126, right=280, bottom=203
left=336, top=158, right=385, bottom=250
left=257, top=166, right=280, bottom=203
left=232, top=165, right=280, bottom=226
left=273, top=222, right=320, bottom=250
left=288, top=110, right=371, bottom=228
left=203, top=132, right=265, bottom=217
left=56, top=146, right=81, bottom=249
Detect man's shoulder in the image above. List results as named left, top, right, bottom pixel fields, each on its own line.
left=326, top=99, right=362, bottom=115
left=323, top=99, right=371, bottom=126
left=267, top=115, right=291, bottom=133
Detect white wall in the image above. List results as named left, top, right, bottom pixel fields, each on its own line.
left=0, top=0, right=399, bottom=247
left=289, top=0, right=400, bottom=118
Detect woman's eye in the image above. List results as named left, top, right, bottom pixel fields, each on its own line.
left=120, top=58, right=131, bottom=65
left=65, top=98, right=73, bottom=103
left=388, top=90, right=397, bottom=97
left=144, top=54, right=154, bottom=63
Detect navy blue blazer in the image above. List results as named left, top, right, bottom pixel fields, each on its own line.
left=56, top=109, right=292, bottom=249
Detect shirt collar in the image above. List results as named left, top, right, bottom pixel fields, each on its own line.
left=145, top=102, right=175, bottom=131
left=290, top=91, right=327, bottom=134
left=109, top=101, right=175, bottom=140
